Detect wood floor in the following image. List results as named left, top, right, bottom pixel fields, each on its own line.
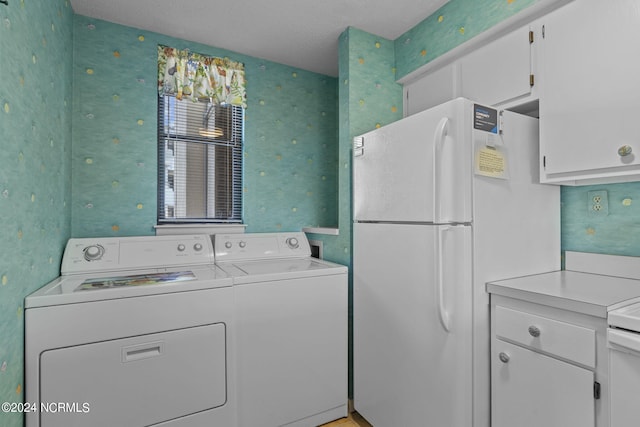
left=320, top=412, right=372, bottom=427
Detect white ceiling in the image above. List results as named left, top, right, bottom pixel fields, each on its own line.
left=69, top=0, right=449, bottom=77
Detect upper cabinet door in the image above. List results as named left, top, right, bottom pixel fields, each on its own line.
left=404, top=63, right=459, bottom=117
left=459, top=26, right=534, bottom=108
left=539, top=0, right=640, bottom=185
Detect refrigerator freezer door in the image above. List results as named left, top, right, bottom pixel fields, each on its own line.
left=353, top=222, right=473, bottom=427
left=353, top=98, right=472, bottom=223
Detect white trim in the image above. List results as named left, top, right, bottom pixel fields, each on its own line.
left=302, top=227, right=340, bottom=236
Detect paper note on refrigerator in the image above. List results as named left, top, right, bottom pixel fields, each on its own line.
left=476, top=145, right=507, bottom=179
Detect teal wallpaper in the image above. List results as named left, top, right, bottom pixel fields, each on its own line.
left=244, top=61, right=338, bottom=232
left=316, top=25, right=403, bottom=268
left=72, top=16, right=338, bottom=237
left=395, top=0, right=536, bottom=80
left=562, top=183, right=640, bottom=256
left=0, top=1, right=73, bottom=425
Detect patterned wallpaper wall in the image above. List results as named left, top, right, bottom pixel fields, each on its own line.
left=0, top=1, right=73, bottom=425
left=72, top=16, right=338, bottom=237
left=319, top=27, right=402, bottom=268
left=562, top=183, right=640, bottom=256
left=245, top=61, right=338, bottom=232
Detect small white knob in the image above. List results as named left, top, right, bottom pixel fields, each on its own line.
left=239, top=241, right=247, bottom=248
left=499, top=352, right=510, bottom=363
left=194, top=243, right=203, bottom=251
left=177, top=244, right=186, bottom=252
left=225, top=241, right=232, bottom=249
left=286, top=237, right=299, bottom=249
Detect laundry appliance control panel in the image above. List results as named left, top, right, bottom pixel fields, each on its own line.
left=61, top=234, right=214, bottom=274
left=215, top=232, right=311, bottom=261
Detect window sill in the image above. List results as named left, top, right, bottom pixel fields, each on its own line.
left=154, top=223, right=247, bottom=236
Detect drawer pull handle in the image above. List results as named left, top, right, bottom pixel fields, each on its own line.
left=528, top=325, right=541, bottom=337
left=499, top=352, right=510, bottom=363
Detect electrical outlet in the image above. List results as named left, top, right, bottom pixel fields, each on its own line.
left=588, top=190, right=608, bottom=216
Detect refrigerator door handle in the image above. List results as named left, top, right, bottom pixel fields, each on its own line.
left=433, top=117, right=449, bottom=223
left=435, top=225, right=451, bottom=333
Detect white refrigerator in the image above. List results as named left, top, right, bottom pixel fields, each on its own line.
left=352, top=98, right=560, bottom=427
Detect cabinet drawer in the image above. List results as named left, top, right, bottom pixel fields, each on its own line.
left=495, top=306, right=595, bottom=367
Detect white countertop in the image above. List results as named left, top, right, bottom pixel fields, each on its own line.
left=487, top=270, right=640, bottom=318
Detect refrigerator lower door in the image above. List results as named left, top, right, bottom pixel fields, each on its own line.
left=353, top=222, right=473, bottom=427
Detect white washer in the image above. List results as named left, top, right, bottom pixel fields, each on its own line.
left=25, top=234, right=235, bottom=427
left=215, top=232, right=348, bottom=427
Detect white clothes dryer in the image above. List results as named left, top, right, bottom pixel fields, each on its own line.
left=215, top=232, right=348, bottom=427
left=25, top=234, right=235, bottom=427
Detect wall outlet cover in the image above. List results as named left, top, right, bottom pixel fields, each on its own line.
left=588, top=190, right=608, bottom=216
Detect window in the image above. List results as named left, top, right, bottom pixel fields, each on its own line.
left=157, top=46, right=246, bottom=224
left=158, top=96, right=244, bottom=223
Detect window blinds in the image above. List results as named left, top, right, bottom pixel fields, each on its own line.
left=157, top=95, right=243, bottom=223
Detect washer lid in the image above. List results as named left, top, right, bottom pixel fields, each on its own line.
left=26, top=265, right=232, bottom=308
left=609, top=302, right=640, bottom=331
left=236, top=258, right=329, bottom=275
left=220, top=257, right=346, bottom=283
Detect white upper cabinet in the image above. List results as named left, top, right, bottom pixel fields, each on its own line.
left=459, top=26, right=535, bottom=108
left=403, top=25, right=536, bottom=117
left=539, top=0, right=640, bottom=185
left=404, top=63, right=459, bottom=117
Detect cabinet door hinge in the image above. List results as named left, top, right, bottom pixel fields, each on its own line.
left=530, top=74, right=535, bottom=87
left=353, top=136, right=365, bottom=157
left=594, top=382, right=601, bottom=400
left=543, top=156, right=546, bottom=169
left=529, top=30, right=534, bottom=44
left=542, top=24, right=545, bottom=39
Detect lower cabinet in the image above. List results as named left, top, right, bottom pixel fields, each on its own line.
left=492, top=340, right=594, bottom=427
left=491, top=297, right=604, bottom=427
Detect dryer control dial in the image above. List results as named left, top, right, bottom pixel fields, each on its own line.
left=83, top=244, right=104, bottom=261
left=286, top=237, right=299, bottom=249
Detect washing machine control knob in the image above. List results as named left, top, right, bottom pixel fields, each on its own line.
left=286, top=237, right=299, bottom=249
left=83, top=244, right=104, bottom=261
left=239, top=241, right=247, bottom=248
left=177, top=244, right=186, bottom=252
left=193, top=243, right=203, bottom=251
left=225, top=241, right=232, bottom=249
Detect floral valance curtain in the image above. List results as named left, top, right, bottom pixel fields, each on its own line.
left=158, top=45, right=247, bottom=108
